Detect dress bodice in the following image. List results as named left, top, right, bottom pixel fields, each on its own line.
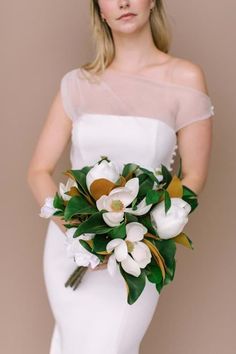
left=60, top=67, right=214, bottom=172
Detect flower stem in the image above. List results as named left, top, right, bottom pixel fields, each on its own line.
left=65, top=266, right=88, bottom=289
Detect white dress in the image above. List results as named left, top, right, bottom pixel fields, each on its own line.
left=43, top=67, right=214, bottom=354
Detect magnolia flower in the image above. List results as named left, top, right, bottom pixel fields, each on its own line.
left=59, top=178, right=77, bottom=201
left=39, top=197, right=58, bottom=218
left=96, top=177, right=153, bottom=227
left=150, top=197, right=192, bottom=239
left=86, top=159, right=121, bottom=192
left=64, top=227, right=100, bottom=268
left=106, top=222, right=152, bottom=277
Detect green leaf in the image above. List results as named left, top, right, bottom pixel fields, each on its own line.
left=79, top=239, right=104, bottom=262
left=137, top=166, right=160, bottom=184
left=108, top=222, right=126, bottom=239
left=145, top=263, right=163, bottom=284
left=64, top=195, right=97, bottom=221
left=164, top=190, right=171, bottom=213
left=53, top=192, right=65, bottom=210
left=79, top=239, right=92, bottom=252
left=168, top=257, right=176, bottom=281
left=93, top=234, right=111, bottom=253
left=74, top=211, right=112, bottom=237
left=153, top=239, right=176, bottom=277
left=177, top=157, right=182, bottom=179
left=125, top=213, right=138, bottom=223
left=137, top=176, right=154, bottom=200
left=138, top=213, right=158, bottom=236
left=173, top=233, right=194, bottom=250
left=182, top=185, right=198, bottom=213
left=156, top=282, right=164, bottom=294
left=182, top=184, right=197, bottom=198
left=155, top=268, right=174, bottom=294
left=69, top=169, right=90, bottom=196
left=146, top=189, right=163, bottom=205
left=52, top=210, right=64, bottom=217
left=161, top=164, right=172, bottom=186
left=122, top=163, right=139, bottom=178
left=119, top=264, right=146, bottom=305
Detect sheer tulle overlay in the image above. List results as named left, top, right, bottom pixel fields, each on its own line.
left=43, top=67, right=214, bottom=354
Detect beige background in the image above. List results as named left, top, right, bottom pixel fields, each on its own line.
left=1, top=0, right=235, bottom=353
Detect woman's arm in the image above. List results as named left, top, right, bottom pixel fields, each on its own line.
left=173, top=60, right=214, bottom=195
left=177, top=117, right=213, bottom=195
left=27, top=89, right=73, bottom=234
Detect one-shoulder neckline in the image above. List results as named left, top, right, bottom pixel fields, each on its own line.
left=77, top=67, right=212, bottom=100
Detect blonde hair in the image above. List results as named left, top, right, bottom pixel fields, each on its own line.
left=80, top=0, right=172, bottom=81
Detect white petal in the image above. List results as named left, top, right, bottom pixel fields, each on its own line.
left=126, top=222, right=147, bottom=242
left=155, top=217, right=189, bottom=239
left=156, top=175, right=163, bottom=182
left=102, top=211, right=124, bottom=227
left=107, top=253, right=118, bottom=277
left=39, top=197, right=58, bottom=218
left=124, top=197, right=152, bottom=216
left=86, top=160, right=120, bottom=192
left=78, top=233, right=96, bottom=241
left=121, top=254, right=141, bottom=277
left=66, top=177, right=77, bottom=189
left=96, top=195, right=108, bottom=211
left=106, top=190, right=135, bottom=208
left=59, top=182, right=68, bottom=200
left=114, top=241, right=128, bottom=262
left=59, top=178, right=77, bottom=201
left=124, top=177, right=139, bottom=199
left=150, top=198, right=191, bottom=239
left=108, top=185, right=130, bottom=196
left=106, top=238, right=124, bottom=252
left=75, top=252, right=100, bottom=268
left=131, top=242, right=152, bottom=268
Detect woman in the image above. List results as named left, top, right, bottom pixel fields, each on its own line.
left=27, top=1, right=214, bottom=353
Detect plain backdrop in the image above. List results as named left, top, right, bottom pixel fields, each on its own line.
left=1, top=0, right=235, bottom=353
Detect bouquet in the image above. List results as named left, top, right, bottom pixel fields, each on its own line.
left=39, top=156, right=197, bottom=305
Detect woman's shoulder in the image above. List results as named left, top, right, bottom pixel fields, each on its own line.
left=168, top=56, right=209, bottom=94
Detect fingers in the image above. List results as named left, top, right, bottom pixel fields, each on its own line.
left=91, top=262, right=107, bottom=271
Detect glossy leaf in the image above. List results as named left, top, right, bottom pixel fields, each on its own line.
left=93, top=234, right=111, bottom=253
left=164, top=190, right=171, bottom=214
left=145, top=263, right=163, bottom=284
left=122, top=163, right=139, bottom=180
left=143, top=239, right=166, bottom=281
left=69, top=169, right=90, bottom=196
left=64, top=195, right=97, bottom=221
left=172, top=232, right=194, bottom=250
left=166, top=175, right=183, bottom=198
left=154, top=239, right=176, bottom=277
left=74, top=211, right=112, bottom=237
left=53, top=192, right=65, bottom=210
left=119, top=264, right=146, bottom=305
left=145, top=189, right=163, bottom=205
left=160, top=164, right=172, bottom=187
left=138, top=213, right=158, bottom=236
left=177, top=157, right=183, bottom=179
left=108, top=222, right=126, bottom=239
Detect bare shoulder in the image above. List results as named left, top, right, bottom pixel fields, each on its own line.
left=170, top=57, right=209, bottom=94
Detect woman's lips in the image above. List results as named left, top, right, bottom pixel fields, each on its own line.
left=118, top=13, right=137, bottom=20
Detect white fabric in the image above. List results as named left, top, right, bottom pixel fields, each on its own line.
left=43, top=67, right=214, bottom=354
